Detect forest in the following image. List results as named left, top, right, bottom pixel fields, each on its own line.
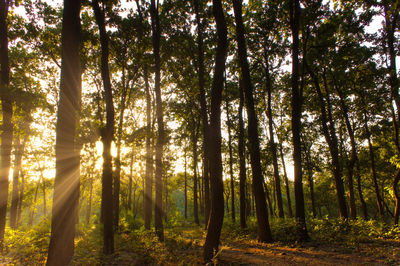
left=0, top=0, right=399, bottom=265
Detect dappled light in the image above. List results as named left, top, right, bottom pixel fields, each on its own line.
left=1, top=0, right=400, bottom=265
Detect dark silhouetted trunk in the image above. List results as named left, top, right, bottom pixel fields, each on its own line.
left=192, top=116, right=199, bottom=225
left=355, top=161, right=368, bottom=219
left=290, top=0, right=308, bottom=240
left=10, top=135, right=23, bottom=228
left=334, top=81, right=357, bottom=220
left=238, top=80, right=247, bottom=228
left=225, top=100, right=235, bottom=222
left=364, top=113, right=384, bottom=218
left=232, top=0, right=272, bottom=242
left=203, top=0, right=228, bottom=262
left=193, top=0, right=211, bottom=228
left=46, top=0, right=81, bottom=264
left=264, top=182, right=274, bottom=217
left=0, top=0, right=12, bottom=251
left=278, top=141, right=293, bottom=218
left=150, top=0, right=164, bottom=241
left=184, top=147, right=188, bottom=219
left=265, top=64, right=284, bottom=218
left=303, top=142, right=316, bottom=218
left=92, top=0, right=115, bottom=254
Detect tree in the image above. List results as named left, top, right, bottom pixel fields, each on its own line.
left=203, top=0, right=228, bottom=261
left=150, top=0, right=165, bottom=240
left=92, top=0, right=115, bottom=254
left=290, top=0, right=308, bottom=240
left=46, top=0, right=81, bottom=264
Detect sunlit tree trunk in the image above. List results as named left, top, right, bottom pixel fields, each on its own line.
left=233, top=0, right=272, bottom=242
left=290, top=0, right=308, bottom=240
left=92, top=0, right=115, bottom=254
left=0, top=0, right=12, bottom=251
left=203, top=0, right=228, bottom=261
left=150, top=0, right=164, bottom=241
left=10, top=135, right=22, bottom=228
left=238, top=80, right=247, bottom=228
left=46, top=0, right=81, bottom=264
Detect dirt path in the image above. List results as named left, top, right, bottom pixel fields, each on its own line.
left=218, top=241, right=397, bottom=265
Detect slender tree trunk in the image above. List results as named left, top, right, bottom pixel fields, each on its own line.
left=238, top=80, right=247, bottom=228
left=303, top=143, right=316, bottom=218
left=17, top=172, right=25, bottom=226
left=265, top=64, right=284, bottom=218
left=225, top=100, right=235, bottom=222
left=41, top=173, right=47, bottom=216
left=114, top=66, right=129, bottom=230
left=193, top=0, right=211, bottom=228
left=150, top=0, right=164, bottom=241
left=92, top=0, right=115, bottom=254
left=46, top=0, right=81, bottom=264
left=128, top=152, right=133, bottom=210
left=192, top=116, right=199, bottom=225
left=355, top=161, right=368, bottom=219
left=264, top=182, right=274, bottom=217
left=278, top=141, right=293, bottom=218
left=10, top=135, right=22, bottom=228
left=290, top=0, right=308, bottom=240
left=203, top=0, right=228, bottom=261
left=0, top=0, right=12, bottom=251
left=86, top=170, right=93, bottom=224
left=232, top=0, right=272, bottom=242
left=334, top=81, right=357, bottom=219
left=184, top=147, right=187, bottom=219
left=364, top=113, right=384, bottom=218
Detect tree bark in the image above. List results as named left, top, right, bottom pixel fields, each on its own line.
left=150, top=0, right=164, bottom=241
left=0, top=0, right=12, bottom=251
left=47, top=0, right=81, bottom=264
left=192, top=116, right=199, bottom=225
left=193, top=0, right=211, bottom=228
left=290, top=0, right=308, bottom=240
left=225, top=100, right=235, bottom=222
left=238, top=80, right=247, bottom=228
left=203, top=0, right=228, bottom=261
left=232, top=0, right=272, bottom=242
left=184, top=147, right=188, bottom=219
left=92, top=0, right=115, bottom=254
left=10, top=135, right=23, bottom=228
left=278, top=141, right=293, bottom=218
left=265, top=63, right=284, bottom=218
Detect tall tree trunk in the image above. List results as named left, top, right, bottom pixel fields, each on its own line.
left=92, top=0, right=115, bottom=254
left=238, top=80, right=247, bottom=228
left=184, top=147, right=188, bottom=219
left=46, top=0, right=81, bottom=264
left=192, top=116, right=199, bottom=225
left=86, top=169, right=93, bottom=224
left=364, top=113, right=384, bottom=218
left=264, top=182, right=274, bottom=217
left=265, top=63, right=284, bottom=218
left=150, top=0, right=164, bottom=241
left=128, top=152, right=133, bottom=210
left=307, top=66, right=348, bottom=220
left=41, top=172, right=47, bottom=216
left=334, top=80, right=357, bottom=219
left=232, top=0, right=272, bottom=242
left=303, top=142, right=316, bottom=218
left=114, top=66, right=129, bottom=230
left=17, top=171, right=25, bottom=226
left=278, top=141, right=293, bottom=218
left=384, top=2, right=400, bottom=225
left=10, top=135, right=22, bottom=228
left=225, top=100, right=235, bottom=222
left=203, top=0, right=228, bottom=261
left=0, top=0, right=12, bottom=251
left=193, top=0, right=211, bottom=228
left=290, top=0, right=308, bottom=240
left=355, top=161, right=368, bottom=219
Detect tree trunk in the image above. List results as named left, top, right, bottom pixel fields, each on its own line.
left=193, top=0, right=210, bottom=228
left=290, top=0, right=308, bottom=240
left=17, top=171, right=25, bottom=226
left=150, top=0, right=164, bottom=241
left=10, top=135, right=23, bottom=228
left=46, top=0, right=81, bottom=264
left=225, top=100, right=235, bottom=222
left=192, top=116, right=199, bottom=225
left=0, top=0, right=12, bottom=251
left=238, top=80, right=247, bottom=228
left=264, top=182, right=274, bottom=217
left=232, top=0, right=272, bottom=242
left=265, top=63, right=284, bottom=218
left=184, top=147, right=188, bottom=219
left=41, top=173, right=47, bottom=216
left=203, top=0, right=228, bottom=261
left=334, top=81, right=357, bottom=219
left=278, top=141, right=293, bottom=218
left=364, top=113, right=384, bottom=218
left=355, top=161, right=368, bottom=219
left=92, top=0, right=115, bottom=254
left=86, top=169, right=93, bottom=224
left=303, top=142, right=316, bottom=218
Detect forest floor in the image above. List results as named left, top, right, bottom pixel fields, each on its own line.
left=2, top=218, right=400, bottom=265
